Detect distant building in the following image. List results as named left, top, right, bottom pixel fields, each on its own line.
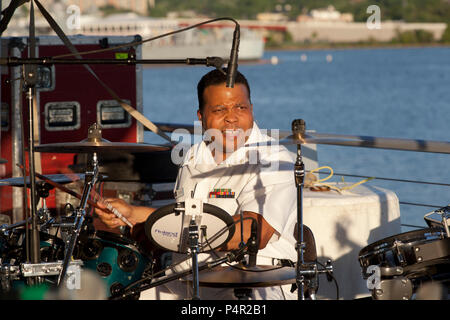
left=298, top=5, right=354, bottom=23
left=166, top=10, right=208, bottom=19
left=256, top=12, right=289, bottom=22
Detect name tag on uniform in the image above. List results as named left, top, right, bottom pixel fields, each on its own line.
left=209, top=188, right=235, bottom=199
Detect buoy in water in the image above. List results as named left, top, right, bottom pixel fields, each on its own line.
left=270, top=56, right=279, bottom=65
left=326, top=54, right=333, bottom=63
left=300, top=54, right=307, bottom=62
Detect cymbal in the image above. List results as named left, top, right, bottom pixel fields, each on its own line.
left=184, top=264, right=296, bottom=288
left=34, top=141, right=171, bottom=154
left=0, top=173, right=84, bottom=187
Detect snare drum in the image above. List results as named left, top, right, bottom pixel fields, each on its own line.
left=359, top=227, right=450, bottom=280
left=75, top=231, right=150, bottom=297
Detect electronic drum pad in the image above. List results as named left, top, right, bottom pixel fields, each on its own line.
left=144, top=202, right=235, bottom=253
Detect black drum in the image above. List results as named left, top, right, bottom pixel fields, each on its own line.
left=359, top=228, right=450, bottom=282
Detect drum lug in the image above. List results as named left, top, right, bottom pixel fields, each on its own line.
left=379, top=266, right=403, bottom=276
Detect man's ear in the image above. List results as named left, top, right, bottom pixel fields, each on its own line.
left=197, top=109, right=202, bottom=122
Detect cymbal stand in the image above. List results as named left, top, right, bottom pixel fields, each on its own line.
left=57, top=151, right=99, bottom=286
left=292, top=119, right=334, bottom=300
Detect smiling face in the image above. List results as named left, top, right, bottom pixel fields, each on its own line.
left=197, top=83, right=254, bottom=160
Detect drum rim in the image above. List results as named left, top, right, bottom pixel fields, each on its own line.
left=358, top=227, right=445, bottom=259
left=144, top=202, right=236, bottom=253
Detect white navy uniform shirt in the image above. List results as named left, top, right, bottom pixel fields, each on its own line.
left=174, top=121, right=298, bottom=262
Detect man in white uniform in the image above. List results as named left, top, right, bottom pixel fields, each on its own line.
left=96, top=69, right=300, bottom=300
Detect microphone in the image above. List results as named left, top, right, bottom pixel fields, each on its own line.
left=247, top=219, right=258, bottom=267
left=226, top=24, right=240, bottom=88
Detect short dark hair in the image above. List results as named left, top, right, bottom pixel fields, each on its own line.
left=197, top=68, right=251, bottom=114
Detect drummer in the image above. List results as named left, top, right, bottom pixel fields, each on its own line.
left=95, top=68, right=299, bottom=300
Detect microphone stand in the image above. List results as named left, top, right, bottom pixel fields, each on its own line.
left=292, top=119, right=335, bottom=300
left=292, top=119, right=306, bottom=300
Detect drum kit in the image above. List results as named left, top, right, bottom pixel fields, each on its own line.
left=0, top=119, right=449, bottom=300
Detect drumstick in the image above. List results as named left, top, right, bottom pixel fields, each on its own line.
left=16, top=164, right=133, bottom=228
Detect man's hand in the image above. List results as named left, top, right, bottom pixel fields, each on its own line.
left=95, top=198, right=154, bottom=229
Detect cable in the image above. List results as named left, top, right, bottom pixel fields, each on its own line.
left=316, top=260, right=340, bottom=300
left=311, top=170, right=450, bottom=187
left=122, top=252, right=191, bottom=292
left=401, top=223, right=427, bottom=229
left=399, top=202, right=443, bottom=209
left=202, top=220, right=286, bottom=273
left=307, top=166, right=374, bottom=193
left=52, top=17, right=239, bottom=59
left=310, top=169, right=447, bottom=208
left=198, top=216, right=254, bottom=251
